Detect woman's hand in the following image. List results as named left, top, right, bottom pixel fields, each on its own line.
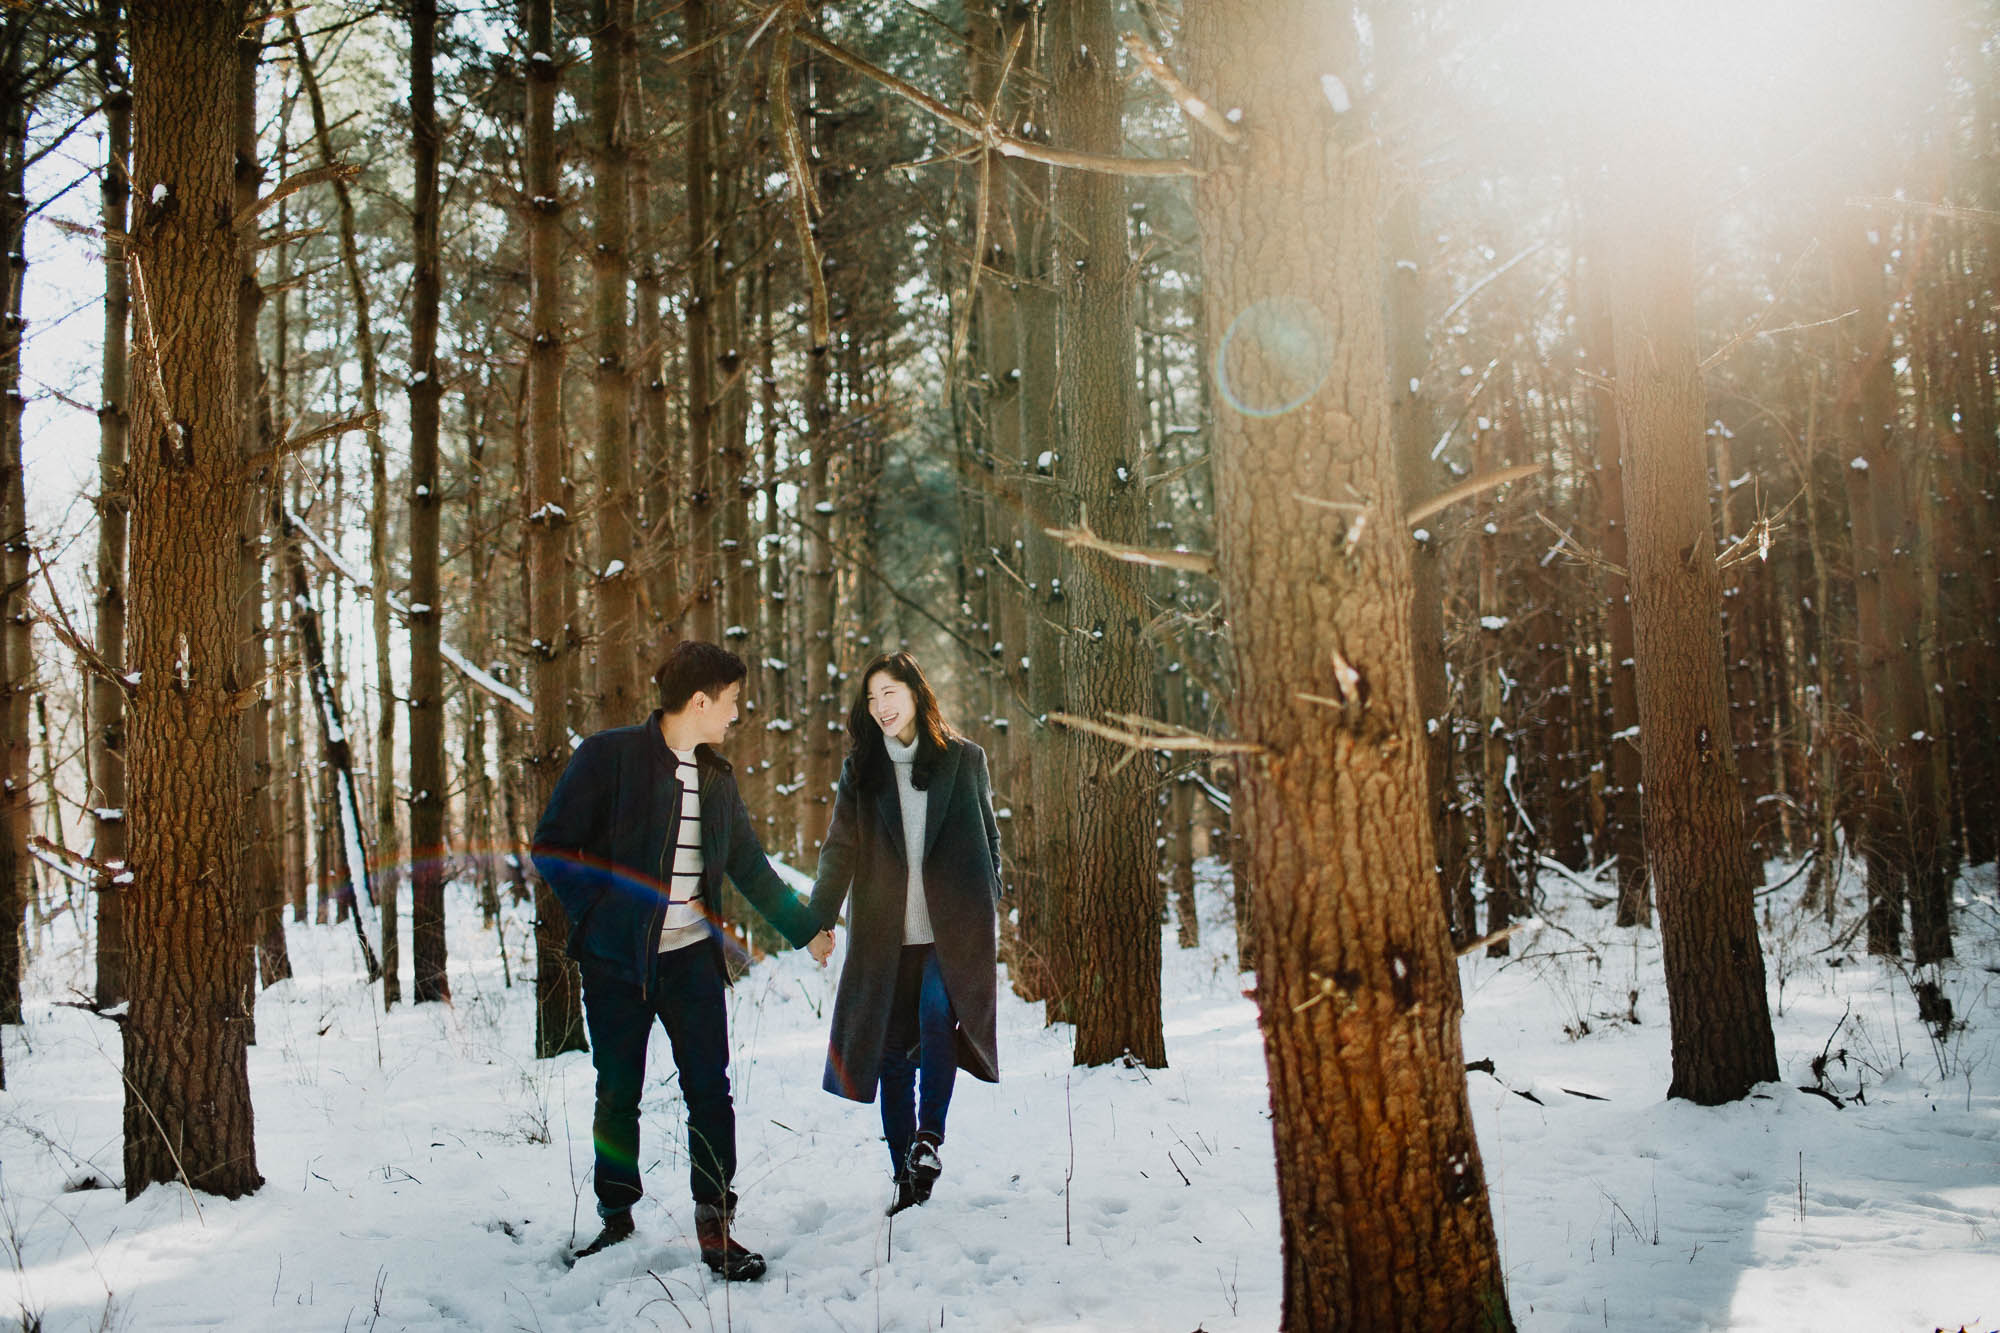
left=806, top=929, right=836, bottom=966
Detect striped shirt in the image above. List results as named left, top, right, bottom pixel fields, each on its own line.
left=658, top=747, right=708, bottom=953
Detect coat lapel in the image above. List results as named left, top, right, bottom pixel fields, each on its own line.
left=921, top=741, right=962, bottom=863
left=874, top=776, right=908, bottom=863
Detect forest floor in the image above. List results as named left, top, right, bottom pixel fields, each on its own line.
left=2, top=853, right=1997, bottom=1332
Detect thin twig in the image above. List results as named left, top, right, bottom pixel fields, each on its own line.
left=769, top=4, right=829, bottom=351
left=782, top=20, right=1201, bottom=179
left=245, top=409, right=380, bottom=473
left=1043, top=515, right=1216, bottom=575
left=1049, top=711, right=1264, bottom=756
left=1533, top=511, right=1625, bottom=578
left=238, top=160, right=359, bottom=229
left=1455, top=920, right=1532, bottom=958
left=1406, top=463, right=1541, bottom=527
left=1845, top=194, right=2000, bottom=228
left=29, top=836, right=114, bottom=878
left=1700, top=240, right=1821, bottom=372
left=1121, top=32, right=1239, bottom=144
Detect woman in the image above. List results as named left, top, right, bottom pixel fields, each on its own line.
left=809, top=651, right=1003, bottom=1214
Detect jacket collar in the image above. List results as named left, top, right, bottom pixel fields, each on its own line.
left=645, top=709, right=734, bottom=776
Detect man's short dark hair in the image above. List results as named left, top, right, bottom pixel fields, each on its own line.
left=654, top=641, right=747, bottom=713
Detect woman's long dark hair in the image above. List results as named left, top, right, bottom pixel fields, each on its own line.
left=846, top=651, right=956, bottom=790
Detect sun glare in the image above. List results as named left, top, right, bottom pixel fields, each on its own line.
left=1475, top=0, right=1943, bottom=176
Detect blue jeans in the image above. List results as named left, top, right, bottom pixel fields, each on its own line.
left=879, top=944, right=957, bottom=1175
left=579, top=940, right=735, bottom=1213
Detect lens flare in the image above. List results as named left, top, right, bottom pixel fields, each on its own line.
left=1213, top=298, right=1332, bottom=419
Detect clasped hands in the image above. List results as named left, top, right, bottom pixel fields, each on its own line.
left=806, top=929, right=835, bottom=966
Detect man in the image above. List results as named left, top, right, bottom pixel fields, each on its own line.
left=532, top=640, right=835, bottom=1277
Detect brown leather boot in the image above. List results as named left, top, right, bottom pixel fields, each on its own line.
left=694, top=1197, right=766, bottom=1281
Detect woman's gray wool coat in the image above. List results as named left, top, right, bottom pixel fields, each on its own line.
left=808, top=737, right=1003, bottom=1103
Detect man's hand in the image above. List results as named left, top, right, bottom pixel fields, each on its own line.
left=806, top=930, right=835, bottom=967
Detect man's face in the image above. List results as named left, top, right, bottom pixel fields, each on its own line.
left=694, top=680, right=742, bottom=747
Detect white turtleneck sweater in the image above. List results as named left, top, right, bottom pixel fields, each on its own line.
left=883, top=732, right=935, bottom=946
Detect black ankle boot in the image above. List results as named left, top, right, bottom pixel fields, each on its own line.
left=907, top=1132, right=943, bottom=1204
left=886, top=1172, right=921, bottom=1216
left=574, top=1208, right=635, bottom=1260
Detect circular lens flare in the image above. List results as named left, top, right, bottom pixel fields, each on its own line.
left=1214, top=298, right=1332, bottom=419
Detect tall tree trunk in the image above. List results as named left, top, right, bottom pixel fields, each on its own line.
left=1608, top=159, right=1777, bottom=1105
left=524, top=0, right=586, bottom=1057
left=798, top=34, right=843, bottom=845
left=1584, top=249, right=1649, bottom=926
left=1834, top=226, right=1913, bottom=957
left=590, top=0, right=643, bottom=729
left=1184, top=3, right=1512, bottom=1323
left=289, top=12, right=398, bottom=1002
left=122, top=0, right=261, bottom=1199
left=1016, top=144, right=1067, bottom=1008
left=1380, top=24, right=1461, bottom=942
left=1048, top=0, right=1163, bottom=1069
left=628, top=0, right=677, bottom=654
left=1712, top=419, right=1770, bottom=881
left=92, top=0, right=133, bottom=1009
left=682, top=0, right=720, bottom=644
left=234, top=10, right=287, bottom=1001
left=408, top=0, right=450, bottom=1003
left=1835, top=221, right=1952, bottom=965
left=1475, top=423, right=1515, bottom=957
left=0, top=20, right=29, bottom=1028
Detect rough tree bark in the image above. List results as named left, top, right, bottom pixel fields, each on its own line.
left=1048, top=0, right=1163, bottom=1069
left=0, top=17, right=30, bottom=1029
left=524, top=0, right=586, bottom=1058
left=1584, top=248, right=1649, bottom=927
left=408, top=0, right=449, bottom=1003
left=682, top=0, right=720, bottom=645
left=590, top=0, right=643, bottom=730
left=289, top=12, right=399, bottom=1004
left=121, top=0, right=261, bottom=1199
left=91, top=0, right=133, bottom=1009
left=1608, top=155, right=1778, bottom=1105
left=1184, top=2, right=1513, bottom=1324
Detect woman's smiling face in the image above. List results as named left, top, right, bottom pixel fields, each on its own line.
left=867, top=672, right=917, bottom=744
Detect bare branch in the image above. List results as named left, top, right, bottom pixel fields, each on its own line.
left=1846, top=194, right=2000, bottom=229
left=782, top=21, right=1201, bottom=179
left=1405, top=462, right=1541, bottom=527
left=769, top=5, right=830, bottom=351
left=1049, top=711, right=1264, bottom=756
left=30, top=836, right=115, bottom=879
left=1533, top=510, right=1625, bottom=579
left=1700, top=239, right=1820, bottom=372
left=1121, top=32, right=1240, bottom=145
left=243, top=409, right=379, bottom=474
left=1044, top=512, right=1216, bottom=574
left=255, top=225, right=328, bottom=252
left=238, top=160, right=360, bottom=229
left=30, top=551, right=131, bottom=694
left=1455, top=920, right=1532, bottom=958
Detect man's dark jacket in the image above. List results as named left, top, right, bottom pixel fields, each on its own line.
left=531, top=710, right=820, bottom=985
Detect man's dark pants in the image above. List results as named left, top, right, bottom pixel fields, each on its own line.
left=580, top=939, right=735, bottom=1215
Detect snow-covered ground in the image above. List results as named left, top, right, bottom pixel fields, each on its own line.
left=2, top=855, right=1996, bottom=1331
